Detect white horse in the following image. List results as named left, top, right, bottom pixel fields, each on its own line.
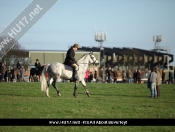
left=41, top=52, right=99, bottom=97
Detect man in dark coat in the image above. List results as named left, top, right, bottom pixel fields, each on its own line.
left=16, top=61, right=21, bottom=70
left=64, top=43, right=79, bottom=80
left=35, top=59, right=41, bottom=75
left=133, top=70, right=137, bottom=83
left=169, top=71, right=174, bottom=84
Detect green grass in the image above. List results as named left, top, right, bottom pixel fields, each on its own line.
left=0, top=82, right=175, bottom=132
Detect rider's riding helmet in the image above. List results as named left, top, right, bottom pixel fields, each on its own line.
left=73, top=43, right=79, bottom=49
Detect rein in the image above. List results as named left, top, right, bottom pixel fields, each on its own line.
left=77, top=53, right=98, bottom=71
left=77, top=53, right=98, bottom=65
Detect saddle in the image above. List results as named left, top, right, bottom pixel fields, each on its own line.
left=63, top=64, right=79, bottom=81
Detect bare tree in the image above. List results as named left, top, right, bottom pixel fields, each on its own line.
left=0, top=36, right=30, bottom=68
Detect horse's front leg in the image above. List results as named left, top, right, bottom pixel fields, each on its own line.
left=81, top=79, right=90, bottom=97
left=18, top=75, right=21, bottom=82
left=73, top=80, right=79, bottom=97
left=52, top=78, right=61, bottom=96
left=34, top=75, right=37, bottom=82
left=38, top=75, right=41, bottom=82
left=14, top=75, right=17, bottom=82
left=15, top=74, right=18, bottom=82
left=28, top=76, right=30, bottom=82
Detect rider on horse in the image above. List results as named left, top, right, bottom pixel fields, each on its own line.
left=64, top=43, right=79, bottom=81
left=16, top=60, right=21, bottom=70
left=35, top=59, right=41, bottom=76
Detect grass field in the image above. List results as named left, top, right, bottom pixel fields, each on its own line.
left=0, top=82, right=175, bottom=132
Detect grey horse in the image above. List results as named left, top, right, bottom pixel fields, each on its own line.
left=41, top=52, right=99, bottom=97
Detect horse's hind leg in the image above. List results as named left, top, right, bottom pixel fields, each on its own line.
left=46, top=78, right=53, bottom=97
left=73, top=81, right=79, bottom=97
left=52, top=78, right=61, bottom=96
left=81, top=79, right=90, bottom=97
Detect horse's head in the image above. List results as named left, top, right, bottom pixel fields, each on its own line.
left=88, top=52, right=99, bottom=66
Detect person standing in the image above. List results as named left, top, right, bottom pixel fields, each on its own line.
left=133, top=70, right=137, bottom=83
left=137, top=69, right=142, bottom=83
left=21, top=66, right=25, bottom=82
left=85, top=69, right=89, bottom=82
left=106, top=67, right=111, bottom=83
left=99, top=67, right=103, bottom=82
left=122, top=70, right=127, bottom=83
left=147, top=70, right=151, bottom=89
left=162, top=70, right=165, bottom=84
left=94, top=70, right=97, bottom=80
left=5, top=68, right=11, bottom=82
left=150, top=68, right=158, bottom=98
left=127, top=70, right=133, bottom=83
left=1, top=62, right=6, bottom=81
left=10, top=67, right=15, bottom=82
left=16, top=60, right=22, bottom=79
left=113, top=69, right=118, bottom=83
left=169, top=71, right=174, bottom=84
left=89, top=72, right=93, bottom=83
left=9, top=67, right=13, bottom=82
left=155, top=68, right=161, bottom=97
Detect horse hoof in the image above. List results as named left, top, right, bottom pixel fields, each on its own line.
left=87, top=93, right=90, bottom=97
left=58, top=93, right=61, bottom=96
left=45, top=93, right=50, bottom=98
left=73, top=93, right=77, bottom=98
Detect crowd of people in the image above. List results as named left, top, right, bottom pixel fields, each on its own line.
left=85, top=69, right=97, bottom=83
left=0, top=59, right=42, bottom=82
left=0, top=62, right=15, bottom=82
left=0, top=61, right=26, bottom=82
left=1, top=60, right=174, bottom=85
left=84, top=67, right=144, bottom=83
left=104, top=67, right=144, bottom=84
left=84, top=66, right=175, bottom=85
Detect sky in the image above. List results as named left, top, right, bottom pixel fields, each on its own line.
left=0, top=0, right=175, bottom=65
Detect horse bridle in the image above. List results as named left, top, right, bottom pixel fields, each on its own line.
left=77, top=53, right=98, bottom=71
left=77, top=53, right=98, bottom=65
left=89, top=53, right=98, bottom=65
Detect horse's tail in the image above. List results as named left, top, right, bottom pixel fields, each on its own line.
left=41, top=64, right=50, bottom=91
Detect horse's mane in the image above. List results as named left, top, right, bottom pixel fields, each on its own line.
left=77, top=53, right=89, bottom=62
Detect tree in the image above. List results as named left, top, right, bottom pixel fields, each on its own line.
left=0, top=36, right=30, bottom=68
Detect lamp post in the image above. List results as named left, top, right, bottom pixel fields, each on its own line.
left=153, top=35, right=169, bottom=70
left=94, top=31, right=107, bottom=82
left=153, top=35, right=163, bottom=50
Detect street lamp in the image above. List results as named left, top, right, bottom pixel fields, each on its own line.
left=94, top=31, right=107, bottom=82
left=153, top=35, right=169, bottom=70
left=153, top=35, right=163, bottom=49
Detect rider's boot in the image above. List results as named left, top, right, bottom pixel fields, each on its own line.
left=73, top=70, right=79, bottom=81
